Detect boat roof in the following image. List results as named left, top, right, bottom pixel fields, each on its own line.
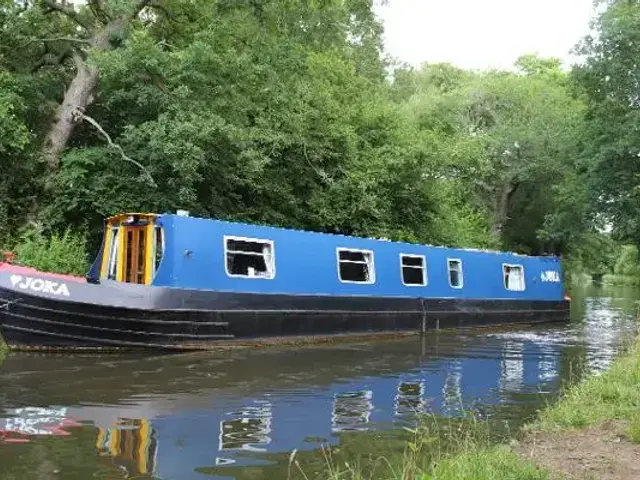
left=148, top=211, right=561, bottom=261
left=106, top=213, right=158, bottom=223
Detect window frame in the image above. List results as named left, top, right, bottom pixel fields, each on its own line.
left=152, top=225, right=165, bottom=278
left=336, top=247, right=376, bottom=284
left=447, top=258, right=464, bottom=289
left=224, top=235, right=276, bottom=280
left=400, top=253, right=428, bottom=287
left=502, top=263, right=526, bottom=291
left=107, top=226, right=120, bottom=280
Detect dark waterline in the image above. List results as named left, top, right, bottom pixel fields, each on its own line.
left=0, top=286, right=637, bottom=480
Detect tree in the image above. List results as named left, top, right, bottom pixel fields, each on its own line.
left=573, top=0, right=640, bottom=244
left=395, top=56, right=586, bottom=252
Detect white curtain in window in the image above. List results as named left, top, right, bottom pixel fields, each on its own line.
left=508, top=268, right=524, bottom=291
left=262, top=244, right=273, bottom=277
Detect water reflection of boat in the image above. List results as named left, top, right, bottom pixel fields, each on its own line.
left=332, top=391, right=374, bottom=432
left=219, top=400, right=273, bottom=452
left=0, top=407, right=82, bottom=442
left=0, top=334, right=567, bottom=478
left=96, top=419, right=158, bottom=475
left=394, top=382, right=426, bottom=416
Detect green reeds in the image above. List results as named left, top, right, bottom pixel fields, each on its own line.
left=291, top=412, right=549, bottom=480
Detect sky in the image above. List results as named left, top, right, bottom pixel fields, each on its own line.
left=374, top=0, right=599, bottom=71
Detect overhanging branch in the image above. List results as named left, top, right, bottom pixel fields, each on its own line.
left=72, top=107, right=157, bottom=188
left=20, top=37, right=91, bottom=49
left=31, top=50, right=71, bottom=72
left=40, top=0, right=88, bottom=29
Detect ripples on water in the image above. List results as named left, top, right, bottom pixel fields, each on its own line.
left=0, top=287, right=637, bottom=480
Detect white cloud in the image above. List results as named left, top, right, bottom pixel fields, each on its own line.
left=374, top=0, right=598, bottom=70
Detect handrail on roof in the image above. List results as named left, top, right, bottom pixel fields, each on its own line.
left=106, top=213, right=158, bottom=223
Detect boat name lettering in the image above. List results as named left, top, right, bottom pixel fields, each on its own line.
left=540, top=271, right=560, bottom=283
left=10, top=275, right=70, bottom=297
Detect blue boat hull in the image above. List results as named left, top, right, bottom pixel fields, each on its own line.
left=0, top=271, right=570, bottom=352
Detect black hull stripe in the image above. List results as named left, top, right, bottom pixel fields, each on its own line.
left=0, top=277, right=570, bottom=351
left=2, top=310, right=235, bottom=340
left=0, top=297, right=229, bottom=326
left=2, top=324, right=207, bottom=350
left=1, top=296, right=567, bottom=317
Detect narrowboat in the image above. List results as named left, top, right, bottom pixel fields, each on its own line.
left=0, top=212, right=570, bottom=351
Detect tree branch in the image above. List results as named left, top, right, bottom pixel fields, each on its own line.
left=40, top=0, right=88, bottom=28
left=20, top=37, right=91, bottom=49
left=30, top=50, right=72, bottom=72
left=87, top=0, right=111, bottom=24
left=474, top=179, right=494, bottom=193
left=72, top=107, right=157, bottom=188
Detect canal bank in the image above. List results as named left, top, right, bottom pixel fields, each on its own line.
left=514, top=334, right=640, bottom=479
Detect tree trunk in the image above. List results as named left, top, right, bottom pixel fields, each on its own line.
left=492, top=182, right=519, bottom=238
left=41, top=22, right=121, bottom=170
left=42, top=52, right=99, bottom=170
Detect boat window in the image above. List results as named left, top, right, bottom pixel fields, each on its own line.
left=503, top=264, right=525, bottom=291
left=448, top=259, right=463, bottom=288
left=225, top=237, right=275, bottom=279
left=337, top=248, right=375, bottom=284
left=107, top=227, right=119, bottom=280
left=401, top=254, right=427, bottom=286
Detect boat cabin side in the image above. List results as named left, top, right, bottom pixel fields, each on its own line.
left=89, top=213, right=566, bottom=301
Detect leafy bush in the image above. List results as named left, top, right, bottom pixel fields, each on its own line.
left=12, top=229, right=89, bottom=276
left=602, top=274, right=640, bottom=287
left=613, top=245, right=640, bottom=276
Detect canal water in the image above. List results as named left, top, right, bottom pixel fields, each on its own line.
left=0, top=286, right=638, bottom=480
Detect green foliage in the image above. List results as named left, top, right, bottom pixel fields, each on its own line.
left=0, top=0, right=603, bottom=266
left=562, top=232, right=618, bottom=283
left=422, top=448, right=548, bottom=480
left=0, top=332, right=7, bottom=358
left=573, top=0, right=640, bottom=244
left=13, top=229, right=89, bottom=276
left=319, top=413, right=549, bottom=480
left=394, top=55, right=587, bottom=253
left=613, top=245, right=640, bottom=276
left=627, top=414, right=640, bottom=443
left=602, top=274, right=640, bottom=287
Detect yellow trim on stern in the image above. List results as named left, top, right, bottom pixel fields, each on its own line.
left=137, top=419, right=151, bottom=473
left=116, top=224, right=126, bottom=282
left=100, top=227, right=113, bottom=279
left=144, top=223, right=155, bottom=285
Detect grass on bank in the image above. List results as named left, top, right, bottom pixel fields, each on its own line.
left=304, top=413, right=550, bottom=480
left=0, top=331, right=7, bottom=365
left=532, top=338, right=640, bottom=441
